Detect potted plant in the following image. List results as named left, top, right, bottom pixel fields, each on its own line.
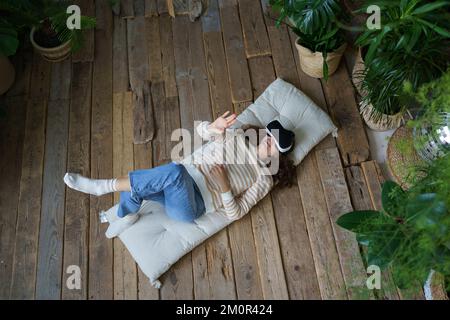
left=0, top=17, right=18, bottom=94
left=336, top=154, right=450, bottom=297
left=1, top=0, right=96, bottom=62
left=353, top=0, right=450, bottom=131
left=270, top=0, right=348, bottom=80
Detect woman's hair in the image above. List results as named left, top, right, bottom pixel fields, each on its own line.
left=241, top=125, right=296, bottom=189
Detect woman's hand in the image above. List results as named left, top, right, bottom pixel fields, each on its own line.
left=209, top=164, right=231, bottom=193
left=208, top=111, right=237, bottom=135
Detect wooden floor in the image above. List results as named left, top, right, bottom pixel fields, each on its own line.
left=0, top=0, right=424, bottom=299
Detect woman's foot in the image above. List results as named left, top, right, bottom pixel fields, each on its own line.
left=64, top=173, right=117, bottom=196
left=105, top=214, right=139, bottom=238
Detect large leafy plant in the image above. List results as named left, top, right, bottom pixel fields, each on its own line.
left=354, top=0, right=450, bottom=120
left=0, top=0, right=96, bottom=55
left=270, top=0, right=347, bottom=79
left=337, top=154, right=450, bottom=290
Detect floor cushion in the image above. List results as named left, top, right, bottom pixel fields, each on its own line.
left=102, top=78, right=338, bottom=288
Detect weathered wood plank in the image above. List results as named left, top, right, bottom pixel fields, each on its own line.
left=202, top=1, right=233, bottom=118
left=28, top=53, right=52, bottom=99
left=251, top=196, right=289, bottom=299
left=159, top=14, right=178, bottom=97
left=113, top=15, right=130, bottom=93
left=0, top=96, right=26, bottom=299
left=62, top=62, right=92, bottom=300
left=247, top=56, right=275, bottom=98
left=238, top=0, right=271, bottom=57
left=121, top=0, right=135, bottom=18
left=113, top=91, right=138, bottom=300
left=233, top=101, right=252, bottom=114
left=10, top=98, right=47, bottom=300
left=127, top=16, right=150, bottom=91
left=145, top=0, right=158, bottom=16
left=160, top=255, right=194, bottom=299
left=219, top=0, right=253, bottom=102
left=173, top=16, right=211, bottom=133
left=227, top=215, right=264, bottom=299
left=134, top=0, right=146, bottom=16
left=271, top=184, right=321, bottom=299
left=35, top=60, right=71, bottom=300
left=297, top=152, right=347, bottom=299
left=73, top=0, right=95, bottom=62
left=316, top=148, right=374, bottom=299
left=133, top=82, right=155, bottom=144
left=89, top=1, right=114, bottom=299
left=157, top=0, right=169, bottom=14
left=321, top=64, right=370, bottom=166
left=192, top=231, right=237, bottom=299
left=146, top=17, right=163, bottom=82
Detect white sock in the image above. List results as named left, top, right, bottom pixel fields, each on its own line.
left=105, top=214, right=139, bottom=239
left=64, top=173, right=117, bottom=196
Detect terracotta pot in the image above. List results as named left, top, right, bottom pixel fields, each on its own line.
left=360, top=101, right=403, bottom=131
left=30, top=26, right=71, bottom=62
left=295, top=39, right=347, bottom=78
left=0, top=55, right=15, bottom=95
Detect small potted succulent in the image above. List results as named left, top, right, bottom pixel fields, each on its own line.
left=270, top=0, right=348, bottom=80
left=1, top=0, right=96, bottom=63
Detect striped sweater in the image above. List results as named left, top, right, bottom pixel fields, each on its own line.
left=181, top=121, right=273, bottom=221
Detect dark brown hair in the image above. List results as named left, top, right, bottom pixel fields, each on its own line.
left=241, top=125, right=296, bottom=189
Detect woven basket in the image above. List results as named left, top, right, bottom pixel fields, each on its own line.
left=352, top=47, right=365, bottom=96
left=295, top=39, right=347, bottom=78
left=30, top=27, right=71, bottom=63
left=360, top=101, right=403, bottom=131
left=387, top=125, right=425, bottom=188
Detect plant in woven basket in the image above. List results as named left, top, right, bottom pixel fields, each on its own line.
left=354, top=0, right=450, bottom=126
left=269, top=0, right=348, bottom=79
left=0, top=0, right=96, bottom=55
left=337, top=154, right=450, bottom=291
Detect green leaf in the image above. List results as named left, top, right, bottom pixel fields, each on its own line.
left=336, top=210, right=380, bottom=233
left=367, top=230, right=401, bottom=269
left=0, top=33, right=19, bottom=56
left=413, top=2, right=450, bottom=15
left=381, top=181, right=405, bottom=216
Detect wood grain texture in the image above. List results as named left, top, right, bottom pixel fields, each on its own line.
left=316, top=148, right=374, bottom=300
left=89, top=1, right=114, bottom=299
left=227, top=215, right=264, bottom=299
left=159, top=14, right=178, bottom=98
left=11, top=98, right=47, bottom=300
left=145, top=0, right=158, bottom=16
left=202, top=2, right=233, bottom=119
left=72, top=0, right=95, bottom=62
left=113, top=15, right=130, bottom=93
left=247, top=56, right=275, bottom=98
left=35, top=60, right=71, bottom=300
left=219, top=1, right=253, bottom=102
left=321, top=64, right=370, bottom=166
left=5, top=48, right=32, bottom=97
left=297, top=153, right=347, bottom=299
left=0, top=96, right=26, bottom=299
left=192, top=231, right=237, bottom=299
left=121, top=0, right=135, bottom=18
left=127, top=16, right=150, bottom=91
left=238, top=0, right=271, bottom=57
left=133, top=82, right=155, bottom=144
left=146, top=17, right=163, bottom=82
left=62, top=62, right=92, bottom=300
left=113, top=91, right=138, bottom=300
left=29, top=53, right=52, bottom=99
left=134, top=0, right=146, bottom=16
left=173, top=16, right=211, bottom=133
left=251, top=196, right=289, bottom=299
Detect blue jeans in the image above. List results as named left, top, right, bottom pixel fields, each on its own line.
left=118, top=162, right=205, bottom=222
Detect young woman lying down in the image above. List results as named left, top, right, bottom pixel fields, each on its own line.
left=64, top=111, right=296, bottom=238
